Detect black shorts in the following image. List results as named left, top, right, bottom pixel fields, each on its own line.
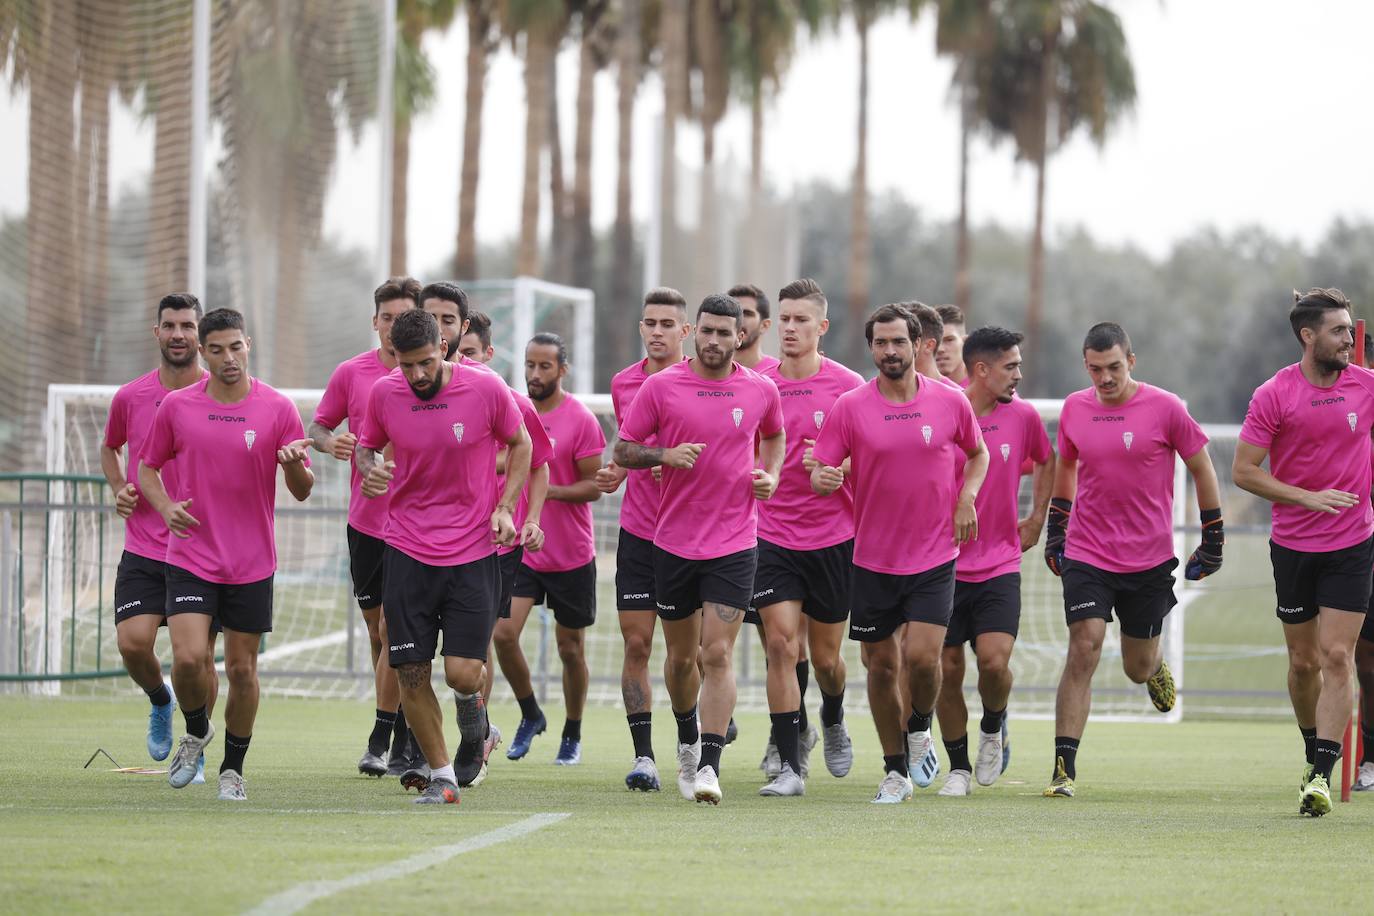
left=849, top=561, right=957, bottom=642
left=114, top=551, right=168, bottom=624
left=513, top=560, right=598, bottom=629
left=616, top=528, right=657, bottom=611
left=1271, top=536, right=1373, bottom=623
left=652, top=546, right=757, bottom=622
left=1062, top=557, right=1178, bottom=640
left=346, top=525, right=386, bottom=611
left=164, top=565, right=274, bottom=634
left=945, top=573, right=1021, bottom=647
left=382, top=547, right=500, bottom=667
left=497, top=547, right=523, bottom=620
left=750, top=539, right=853, bottom=625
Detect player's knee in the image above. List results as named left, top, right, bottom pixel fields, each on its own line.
left=865, top=649, right=899, bottom=682
left=812, top=654, right=843, bottom=685
left=763, top=629, right=798, bottom=668
left=1122, top=656, right=1155, bottom=684
left=622, top=633, right=652, bottom=669
left=1320, top=642, right=1354, bottom=675
left=445, top=667, right=483, bottom=694
left=975, top=652, right=1009, bottom=680
left=116, top=628, right=152, bottom=661
left=556, top=635, right=585, bottom=666
left=1287, top=646, right=1321, bottom=679
left=700, top=641, right=732, bottom=673
left=171, top=654, right=202, bottom=683
left=492, top=623, right=520, bottom=654
left=224, top=655, right=257, bottom=688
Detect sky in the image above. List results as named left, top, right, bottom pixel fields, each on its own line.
left=3, top=1, right=1373, bottom=277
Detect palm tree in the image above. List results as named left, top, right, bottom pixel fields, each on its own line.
left=657, top=0, right=690, bottom=282
left=455, top=0, right=500, bottom=279
left=570, top=1, right=613, bottom=293
left=506, top=0, right=567, bottom=277
left=692, top=0, right=731, bottom=289
left=610, top=0, right=644, bottom=362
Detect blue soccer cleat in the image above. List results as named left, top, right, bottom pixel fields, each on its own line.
left=506, top=712, right=547, bottom=760
left=147, top=687, right=176, bottom=761
left=554, top=736, right=581, bottom=766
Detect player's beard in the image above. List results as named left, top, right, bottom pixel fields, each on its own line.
left=699, top=344, right=734, bottom=370
left=740, top=326, right=761, bottom=351
left=526, top=378, right=554, bottom=401
left=441, top=336, right=459, bottom=363
left=878, top=356, right=910, bottom=380
left=409, top=373, right=443, bottom=400
left=160, top=339, right=197, bottom=368
left=1314, top=340, right=1349, bottom=375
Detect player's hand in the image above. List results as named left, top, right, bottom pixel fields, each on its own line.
left=954, top=495, right=978, bottom=545
left=812, top=465, right=844, bottom=496
left=1184, top=508, right=1224, bottom=580
left=277, top=439, right=310, bottom=466
left=362, top=460, right=394, bottom=498
left=328, top=431, right=357, bottom=461
left=651, top=465, right=662, bottom=482
left=114, top=483, right=138, bottom=519
left=1044, top=497, right=1070, bottom=576
left=801, top=438, right=819, bottom=472
left=490, top=506, right=517, bottom=546
left=163, top=497, right=199, bottom=539
left=595, top=461, right=627, bottom=494
left=751, top=468, right=777, bottom=500
left=1300, top=488, right=1360, bottom=515
left=663, top=442, right=705, bottom=470
left=1017, top=513, right=1045, bottom=552
left=520, top=521, right=545, bottom=552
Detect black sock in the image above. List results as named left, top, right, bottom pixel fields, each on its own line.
left=820, top=688, right=845, bottom=727
left=907, top=709, right=933, bottom=733
left=771, top=711, right=801, bottom=775
left=944, top=735, right=971, bottom=773
left=390, top=706, right=409, bottom=759
left=795, top=661, right=811, bottom=733
left=562, top=719, right=582, bottom=742
left=145, top=682, right=172, bottom=708
left=980, top=706, right=1006, bottom=736
left=1054, top=736, right=1080, bottom=779
left=1362, top=721, right=1374, bottom=766
left=220, top=731, right=250, bottom=775
left=1313, top=738, right=1342, bottom=782
left=883, top=753, right=906, bottom=776
left=369, top=709, right=397, bottom=756
left=517, top=693, right=542, bottom=721
left=673, top=706, right=699, bottom=745
left=699, top=733, right=725, bottom=773
left=182, top=705, right=209, bottom=740
left=1300, top=725, right=1317, bottom=766
left=628, top=712, right=653, bottom=760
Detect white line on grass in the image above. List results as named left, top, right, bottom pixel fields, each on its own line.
left=242, top=812, right=570, bottom=916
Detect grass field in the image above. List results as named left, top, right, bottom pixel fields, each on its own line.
left=3, top=695, right=1368, bottom=914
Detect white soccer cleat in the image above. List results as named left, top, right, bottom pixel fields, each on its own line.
left=907, top=729, right=940, bottom=788
left=822, top=722, right=854, bottom=777
left=218, top=769, right=247, bottom=801
left=693, top=764, right=722, bottom=805
left=975, top=728, right=1005, bottom=786
left=1354, top=762, right=1374, bottom=792
left=625, top=755, right=661, bottom=792
left=798, top=725, right=819, bottom=779
left=676, top=740, right=701, bottom=800
left=938, top=769, right=972, bottom=797
left=759, top=735, right=781, bottom=779
left=872, top=770, right=913, bottom=804
left=168, top=722, right=215, bottom=789
left=758, top=763, right=805, bottom=797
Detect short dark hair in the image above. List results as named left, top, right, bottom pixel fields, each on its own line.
left=962, top=326, right=1024, bottom=371
left=865, top=303, right=922, bottom=345
left=644, top=287, right=687, bottom=309
left=777, top=278, right=827, bottom=313
left=1083, top=322, right=1132, bottom=356
left=374, top=277, right=422, bottom=315
left=528, top=331, right=568, bottom=366
left=902, top=301, right=943, bottom=343
left=697, top=293, right=742, bottom=326
left=198, top=308, right=245, bottom=343
left=420, top=281, right=469, bottom=323
left=935, top=304, right=965, bottom=329
left=391, top=308, right=441, bottom=354
left=465, top=310, right=492, bottom=350
left=158, top=292, right=202, bottom=320
left=1289, top=288, right=1352, bottom=345
left=727, top=283, right=769, bottom=320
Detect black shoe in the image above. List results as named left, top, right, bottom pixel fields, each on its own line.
left=725, top=718, right=739, bottom=745
left=358, top=749, right=387, bottom=777
left=454, top=738, right=484, bottom=788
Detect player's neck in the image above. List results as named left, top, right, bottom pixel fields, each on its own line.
left=157, top=361, right=202, bottom=391
left=735, top=344, right=764, bottom=369
left=779, top=349, right=822, bottom=380
left=966, top=382, right=1000, bottom=417
left=690, top=357, right=734, bottom=381
left=377, top=345, right=398, bottom=370
left=533, top=387, right=566, bottom=414
left=646, top=352, right=682, bottom=375
left=944, top=366, right=968, bottom=386
left=918, top=363, right=941, bottom=382
left=877, top=371, right=918, bottom=404
left=1299, top=354, right=1342, bottom=388
left=207, top=375, right=251, bottom=404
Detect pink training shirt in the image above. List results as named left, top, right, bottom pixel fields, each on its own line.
left=314, top=349, right=393, bottom=539
left=1059, top=383, right=1208, bottom=574
left=618, top=360, right=783, bottom=560
left=955, top=397, right=1052, bottom=582
left=1239, top=363, right=1374, bottom=552
left=497, top=390, right=555, bottom=558
left=104, top=368, right=209, bottom=563
left=142, top=378, right=309, bottom=584
left=748, top=354, right=781, bottom=374
left=611, top=359, right=669, bottom=540
left=813, top=377, right=982, bottom=576
left=523, top=394, right=607, bottom=573
left=359, top=362, right=522, bottom=567
left=757, top=358, right=865, bottom=551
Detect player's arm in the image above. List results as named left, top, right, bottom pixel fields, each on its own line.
left=612, top=438, right=704, bottom=470
left=100, top=444, right=139, bottom=519
left=594, top=460, right=628, bottom=493
left=1018, top=449, right=1057, bottom=552
left=1232, top=441, right=1359, bottom=512
left=308, top=419, right=357, bottom=462
left=493, top=422, right=532, bottom=546
left=753, top=428, right=784, bottom=500
left=355, top=445, right=394, bottom=498
left=549, top=454, right=603, bottom=503
left=1181, top=446, right=1223, bottom=580
left=277, top=439, right=314, bottom=502
left=137, top=460, right=199, bottom=539
left=521, top=463, right=550, bottom=551
left=954, top=439, right=989, bottom=544
left=1043, top=453, right=1078, bottom=576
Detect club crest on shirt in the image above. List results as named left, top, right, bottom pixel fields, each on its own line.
left=1000, top=443, right=1011, bottom=462
left=921, top=425, right=932, bottom=445
left=1349, top=412, right=1358, bottom=432
left=732, top=407, right=743, bottom=427
left=243, top=430, right=256, bottom=450
left=452, top=422, right=465, bottom=443
left=813, top=410, right=824, bottom=429
left=1122, top=431, right=1134, bottom=450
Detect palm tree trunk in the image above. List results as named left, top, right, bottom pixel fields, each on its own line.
left=548, top=50, right=568, bottom=282
left=390, top=112, right=410, bottom=275
left=1025, top=25, right=1059, bottom=374
left=747, top=78, right=763, bottom=282
left=955, top=79, right=972, bottom=313
left=146, top=6, right=194, bottom=301
left=571, top=21, right=597, bottom=292
left=456, top=3, right=491, bottom=279
left=700, top=124, right=717, bottom=290
left=847, top=12, right=871, bottom=354
left=658, top=0, right=688, bottom=284
left=611, top=0, right=639, bottom=368
left=517, top=24, right=554, bottom=277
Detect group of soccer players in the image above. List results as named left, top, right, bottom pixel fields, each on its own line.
left=103, top=276, right=1374, bottom=815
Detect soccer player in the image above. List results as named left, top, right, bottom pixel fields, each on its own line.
left=139, top=308, right=314, bottom=800
left=908, top=302, right=963, bottom=390
left=752, top=279, right=864, bottom=797
left=1043, top=322, right=1221, bottom=799
left=356, top=308, right=531, bottom=805
left=613, top=293, right=784, bottom=805
left=1358, top=333, right=1374, bottom=792
left=101, top=293, right=216, bottom=780
left=934, top=305, right=969, bottom=387
left=494, top=333, right=606, bottom=765
left=1233, top=289, right=1374, bottom=814
left=596, top=287, right=691, bottom=792
left=934, top=326, right=1054, bottom=796
left=730, top=282, right=779, bottom=374
left=456, top=310, right=497, bottom=363
left=309, top=277, right=420, bottom=778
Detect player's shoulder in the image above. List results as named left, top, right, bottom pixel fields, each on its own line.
left=926, top=374, right=971, bottom=408
left=1135, top=382, right=1195, bottom=417
left=251, top=378, right=300, bottom=411
left=612, top=358, right=649, bottom=387
left=111, top=369, right=156, bottom=407
left=563, top=392, right=600, bottom=421
left=642, top=359, right=689, bottom=390
left=734, top=362, right=779, bottom=396
left=1005, top=394, right=1044, bottom=423
left=822, top=357, right=866, bottom=389
left=832, top=378, right=873, bottom=410
left=158, top=377, right=206, bottom=409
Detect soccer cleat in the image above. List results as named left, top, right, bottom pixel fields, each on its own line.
left=400, top=760, right=431, bottom=793
left=1001, top=715, right=1011, bottom=775
left=190, top=754, right=206, bottom=785
left=168, top=722, right=214, bottom=789
left=414, top=778, right=460, bottom=806
left=676, top=740, right=701, bottom=800
left=1043, top=756, right=1075, bottom=798
left=938, top=769, right=972, bottom=797
left=1146, top=660, right=1176, bottom=713
left=693, top=764, right=722, bottom=805
left=907, top=730, right=940, bottom=788
left=385, top=752, right=409, bottom=778
left=483, top=723, right=503, bottom=764
left=798, top=725, right=819, bottom=779
left=1352, top=762, right=1374, bottom=792
left=872, top=770, right=913, bottom=804
left=1299, top=772, right=1332, bottom=817
left=453, top=738, right=484, bottom=788
left=759, top=735, right=781, bottom=779
left=147, top=691, right=176, bottom=761
left=758, top=763, right=805, bottom=797
left=554, top=737, right=582, bottom=766
left=625, top=756, right=661, bottom=792
left=725, top=718, right=739, bottom=745
left=506, top=712, right=547, bottom=760
left=358, top=749, right=387, bottom=778
left=823, top=722, right=854, bottom=778
left=217, top=769, right=247, bottom=801
left=975, top=728, right=1004, bottom=786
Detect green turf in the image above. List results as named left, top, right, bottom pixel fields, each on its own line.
left=2, top=695, right=1367, bottom=914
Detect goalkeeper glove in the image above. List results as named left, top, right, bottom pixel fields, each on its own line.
left=1185, top=507, right=1224, bottom=580
left=1044, top=497, right=1071, bottom=577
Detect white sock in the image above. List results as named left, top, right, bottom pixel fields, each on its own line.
left=431, top=764, right=456, bottom=784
